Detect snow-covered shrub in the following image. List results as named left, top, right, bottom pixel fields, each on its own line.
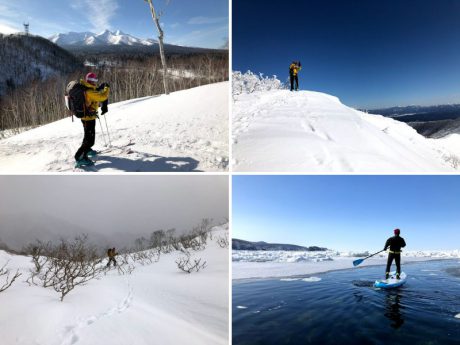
left=0, top=261, right=21, bottom=293
left=175, top=254, right=207, bottom=274
left=176, top=219, right=214, bottom=252
left=129, top=248, right=160, bottom=266
left=28, top=235, right=104, bottom=301
left=216, top=233, right=229, bottom=248
left=443, top=153, right=460, bottom=169
left=232, top=70, right=285, bottom=96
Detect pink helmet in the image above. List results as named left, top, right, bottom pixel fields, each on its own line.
left=85, top=72, right=98, bottom=85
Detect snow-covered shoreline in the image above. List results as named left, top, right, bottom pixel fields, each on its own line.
left=232, top=249, right=460, bottom=280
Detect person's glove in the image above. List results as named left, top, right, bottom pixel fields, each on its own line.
left=101, top=101, right=108, bottom=114
left=96, top=82, right=110, bottom=91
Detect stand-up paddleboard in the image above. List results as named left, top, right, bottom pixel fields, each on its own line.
left=374, top=271, right=407, bottom=289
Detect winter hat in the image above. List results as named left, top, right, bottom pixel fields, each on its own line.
left=85, top=72, right=98, bottom=85
left=394, top=228, right=400, bottom=235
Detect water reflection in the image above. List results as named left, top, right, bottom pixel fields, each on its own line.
left=384, top=292, right=405, bottom=329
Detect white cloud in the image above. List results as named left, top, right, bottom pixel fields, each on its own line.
left=187, top=16, right=227, bottom=25
left=0, top=22, right=20, bottom=34
left=170, top=22, right=180, bottom=29
left=84, top=0, right=119, bottom=32
left=169, top=25, right=228, bottom=49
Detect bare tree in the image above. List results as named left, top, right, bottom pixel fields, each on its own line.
left=24, top=240, right=52, bottom=286
left=145, top=0, right=169, bottom=94
left=0, top=261, right=22, bottom=293
left=175, top=254, right=207, bottom=273
left=116, top=253, right=136, bottom=275
left=28, top=235, right=104, bottom=301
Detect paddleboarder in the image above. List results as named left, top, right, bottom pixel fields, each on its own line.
left=384, top=228, right=406, bottom=280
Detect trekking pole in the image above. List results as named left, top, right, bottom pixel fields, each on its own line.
left=97, top=115, right=108, bottom=147
left=352, top=249, right=385, bottom=267
left=103, top=113, right=112, bottom=147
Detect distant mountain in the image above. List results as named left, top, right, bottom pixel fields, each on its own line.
left=367, top=104, right=460, bottom=138
left=48, top=30, right=216, bottom=55
left=367, top=104, right=460, bottom=122
left=49, top=30, right=157, bottom=47
left=232, top=239, right=327, bottom=251
left=0, top=33, right=82, bottom=95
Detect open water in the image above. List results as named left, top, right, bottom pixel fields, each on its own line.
left=233, top=260, right=460, bottom=345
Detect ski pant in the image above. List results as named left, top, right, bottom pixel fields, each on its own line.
left=107, top=257, right=117, bottom=267
left=290, top=74, right=299, bottom=91
left=75, top=119, right=96, bottom=160
left=386, top=253, right=401, bottom=275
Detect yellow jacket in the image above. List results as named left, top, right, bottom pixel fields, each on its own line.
left=80, top=79, right=110, bottom=121
left=289, top=63, right=301, bottom=76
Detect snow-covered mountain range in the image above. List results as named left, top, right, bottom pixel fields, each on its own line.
left=49, top=30, right=157, bottom=47
left=232, top=71, right=460, bottom=172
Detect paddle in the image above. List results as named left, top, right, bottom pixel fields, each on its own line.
left=353, top=249, right=385, bottom=267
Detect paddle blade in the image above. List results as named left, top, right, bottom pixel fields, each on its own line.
left=353, top=258, right=364, bottom=267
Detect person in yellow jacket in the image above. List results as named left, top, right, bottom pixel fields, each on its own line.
left=289, top=61, right=301, bottom=91
left=106, top=247, right=118, bottom=267
left=74, top=72, right=110, bottom=166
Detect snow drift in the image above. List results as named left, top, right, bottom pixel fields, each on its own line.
left=232, top=72, right=459, bottom=172
left=0, top=82, right=228, bottom=172
left=0, top=226, right=229, bottom=345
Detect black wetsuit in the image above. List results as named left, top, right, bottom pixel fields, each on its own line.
left=384, top=235, right=406, bottom=275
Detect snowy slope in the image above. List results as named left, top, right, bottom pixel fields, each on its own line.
left=0, top=227, right=229, bottom=345
left=233, top=89, right=459, bottom=172
left=0, top=82, right=228, bottom=172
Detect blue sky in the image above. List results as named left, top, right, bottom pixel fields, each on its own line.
left=233, top=0, right=460, bottom=108
left=233, top=175, right=460, bottom=251
left=0, top=0, right=228, bottom=48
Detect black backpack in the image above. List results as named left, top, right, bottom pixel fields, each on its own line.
left=65, top=81, right=87, bottom=118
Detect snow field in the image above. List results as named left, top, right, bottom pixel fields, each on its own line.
left=0, top=82, right=228, bottom=172
left=0, top=227, right=229, bottom=345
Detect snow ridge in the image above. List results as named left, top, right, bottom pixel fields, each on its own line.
left=232, top=71, right=459, bottom=172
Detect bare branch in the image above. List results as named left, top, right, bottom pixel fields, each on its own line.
left=0, top=261, right=22, bottom=293
left=175, top=254, right=207, bottom=273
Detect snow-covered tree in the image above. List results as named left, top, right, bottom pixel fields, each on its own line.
left=232, top=70, right=285, bottom=96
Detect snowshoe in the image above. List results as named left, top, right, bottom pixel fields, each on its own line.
left=87, top=149, right=98, bottom=157
left=75, top=157, right=94, bottom=168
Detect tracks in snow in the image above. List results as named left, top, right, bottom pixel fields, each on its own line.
left=60, top=282, right=133, bottom=345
